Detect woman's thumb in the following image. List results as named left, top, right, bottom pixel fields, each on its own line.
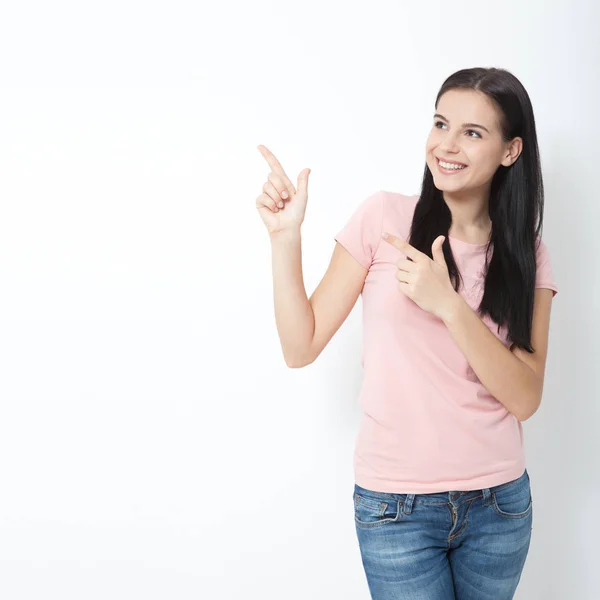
left=297, top=168, right=311, bottom=195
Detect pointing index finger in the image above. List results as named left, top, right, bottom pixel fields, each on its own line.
left=382, top=232, right=424, bottom=261
left=257, top=145, right=296, bottom=195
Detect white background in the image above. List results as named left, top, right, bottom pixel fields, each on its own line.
left=0, top=0, right=597, bottom=598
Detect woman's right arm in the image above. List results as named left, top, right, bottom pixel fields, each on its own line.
left=256, top=144, right=368, bottom=367
left=270, top=228, right=367, bottom=368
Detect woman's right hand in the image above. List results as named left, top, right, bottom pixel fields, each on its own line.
left=256, top=145, right=311, bottom=236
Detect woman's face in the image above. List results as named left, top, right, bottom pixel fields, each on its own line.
left=425, top=89, right=521, bottom=194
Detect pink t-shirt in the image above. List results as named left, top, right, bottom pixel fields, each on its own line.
left=334, top=190, right=558, bottom=494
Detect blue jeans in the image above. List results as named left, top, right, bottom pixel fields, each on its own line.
left=354, top=469, right=533, bottom=599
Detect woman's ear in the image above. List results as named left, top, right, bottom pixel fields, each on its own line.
left=501, top=137, right=523, bottom=167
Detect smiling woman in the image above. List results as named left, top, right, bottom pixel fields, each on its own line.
left=258, top=66, right=558, bottom=600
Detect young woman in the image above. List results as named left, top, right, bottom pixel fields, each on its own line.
left=255, top=67, right=557, bottom=600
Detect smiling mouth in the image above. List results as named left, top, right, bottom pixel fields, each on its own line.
left=436, top=157, right=468, bottom=173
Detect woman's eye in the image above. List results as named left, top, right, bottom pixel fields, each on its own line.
left=434, top=121, right=480, bottom=139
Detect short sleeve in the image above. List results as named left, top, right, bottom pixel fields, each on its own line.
left=334, top=190, right=385, bottom=269
left=535, top=236, right=558, bottom=297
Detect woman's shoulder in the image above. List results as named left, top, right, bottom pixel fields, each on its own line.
left=379, top=190, right=419, bottom=228
left=380, top=189, right=419, bottom=208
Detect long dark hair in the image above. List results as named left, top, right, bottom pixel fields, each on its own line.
left=408, top=67, right=545, bottom=353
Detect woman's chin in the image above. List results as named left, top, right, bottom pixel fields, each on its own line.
left=433, top=176, right=465, bottom=190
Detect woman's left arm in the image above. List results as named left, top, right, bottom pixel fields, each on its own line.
left=441, top=287, right=555, bottom=421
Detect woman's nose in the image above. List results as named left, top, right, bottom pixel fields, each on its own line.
left=440, top=135, right=461, bottom=153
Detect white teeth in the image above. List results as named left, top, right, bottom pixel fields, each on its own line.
left=439, top=159, right=466, bottom=170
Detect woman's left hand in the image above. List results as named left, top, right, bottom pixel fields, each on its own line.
left=381, top=232, right=461, bottom=321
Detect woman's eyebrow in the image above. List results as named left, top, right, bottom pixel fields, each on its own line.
left=433, top=113, right=490, bottom=134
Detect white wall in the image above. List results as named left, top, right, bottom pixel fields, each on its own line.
left=0, top=0, right=597, bottom=598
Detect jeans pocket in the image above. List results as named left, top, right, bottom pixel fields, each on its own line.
left=354, top=489, right=402, bottom=529
left=491, top=472, right=533, bottom=519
